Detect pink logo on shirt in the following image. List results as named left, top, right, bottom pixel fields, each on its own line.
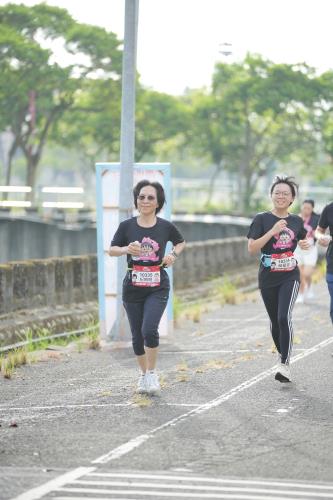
left=272, top=228, right=295, bottom=250
left=132, top=237, right=160, bottom=262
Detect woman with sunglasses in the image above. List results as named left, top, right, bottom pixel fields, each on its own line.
left=109, top=180, right=185, bottom=395
left=247, top=176, right=309, bottom=383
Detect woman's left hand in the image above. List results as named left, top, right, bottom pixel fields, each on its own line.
left=162, top=254, right=176, bottom=268
left=299, top=239, right=311, bottom=250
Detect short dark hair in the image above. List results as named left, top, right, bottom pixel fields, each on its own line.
left=303, top=199, right=315, bottom=208
left=270, top=175, right=299, bottom=200
left=133, top=180, right=166, bottom=214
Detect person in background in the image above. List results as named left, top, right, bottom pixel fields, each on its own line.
left=294, top=200, right=320, bottom=303
left=315, top=201, right=333, bottom=324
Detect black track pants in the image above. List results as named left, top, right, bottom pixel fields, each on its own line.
left=260, top=280, right=299, bottom=364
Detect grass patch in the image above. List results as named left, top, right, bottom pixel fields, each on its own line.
left=176, top=360, right=189, bottom=372
left=132, top=394, right=152, bottom=407
left=184, top=304, right=203, bottom=323
left=2, top=321, right=100, bottom=378
left=196, top=358, right=233, bottom=373
left=216, top=276, right=243, bottom=305
left=87, top=329, right=101, bottom=350
left=1, top=348, right=29, bottom=379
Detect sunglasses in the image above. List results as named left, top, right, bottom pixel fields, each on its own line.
left=137, top=195, right=156, bottom=201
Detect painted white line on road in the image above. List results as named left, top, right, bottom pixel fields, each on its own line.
left=56, top=486, right=329, bottom=499
left=92, top=335, right=333, bottom=464
left=0, top=403, right=132, bottom=412
left=71, top=479, right=333, bottom=497
left=161, top=349, right=307, bottom=355
left=0, top=402, right=202, bottom=414
left=87, top=472, right=333, bottom=490
left=196, top=313, right=265, bottom=340
left=10, top=467, right=95, bottom=500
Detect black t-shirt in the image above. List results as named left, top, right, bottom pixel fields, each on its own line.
left=247, top=211, right=307, bottom=289
left=111, top=216, right=185, bottom=302
left=318, top=202, right=333, bottom=273
left=304, top=212, right=320, bottom=237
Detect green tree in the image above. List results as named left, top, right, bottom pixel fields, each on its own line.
left=0, top=3, right=121, bottom=199
left=188, top=54, right=324, bottom=212
left=135, top=88, right=188, bottom=161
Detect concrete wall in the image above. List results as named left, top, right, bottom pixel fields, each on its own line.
left=0, top=255, right=98, bottom=315
left=0, top=215, right=251, bottom=263
left=0, top=216, right=97, bottom=264
left=0, top=237, right=255, bottom=316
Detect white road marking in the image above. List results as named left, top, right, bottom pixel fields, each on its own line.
left=196, top=313, right=265, bottom=339
left=0, top=402, right=202, bottom=414
left=11, top=334, right=333, bottom=500
left=86, top=473, right=333, bottom=490
left=10, top=467, right=95, bottom=500
left=0, top=403, right=132, bottom=412
left=55, top=485, right=333, bottom=499
left=69, top=478, right=333, bottom=497
left=92, top=335, right=333, bottom=464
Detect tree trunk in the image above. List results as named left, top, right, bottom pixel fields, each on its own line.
left=205, top=163, right=222, bottom=207
left=3, top=136, right=20, bottom=201
left=25, top=155, right=38, bottom=203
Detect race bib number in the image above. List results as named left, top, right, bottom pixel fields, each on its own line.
left=132, top=265, right=160, bottom=287
left=271, top=251, right=297, bottom=272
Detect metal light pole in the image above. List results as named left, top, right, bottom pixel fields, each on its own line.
left=111, top=0, right=139, bottom=340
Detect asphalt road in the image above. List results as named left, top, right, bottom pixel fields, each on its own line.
left=1, top=280, right=333, bottom=500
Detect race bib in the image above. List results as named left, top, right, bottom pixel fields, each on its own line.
left=131, top=265, right=160, bottom=287
left=270, top=251, right=297, bottom=272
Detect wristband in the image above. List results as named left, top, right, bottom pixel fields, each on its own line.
left=171, top=249, right=179, bottom=259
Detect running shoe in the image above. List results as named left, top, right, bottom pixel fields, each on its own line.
left=275, top=363, right=291, bottom=383
left=136, top=373, right=148, bottom=394
left=146, top=371, right=161, bottom=396
left=306, top=286, right=315, bottom=300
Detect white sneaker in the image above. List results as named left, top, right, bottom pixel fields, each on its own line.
left=295, top=294, right=304, bottom=304
left=136, top=373, right=147, bottom=394
left=275, top=363, right=291, bottom=383
left=146, top=371, right=161, bottom=396
left=306, top=286, right=315, bottom=300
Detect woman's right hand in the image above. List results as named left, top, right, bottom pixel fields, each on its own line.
left=127, top=241, right=141, bottom=256
left=270, top=219, right=287, bottom=237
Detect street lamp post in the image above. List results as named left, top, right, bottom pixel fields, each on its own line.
left=111, top=0, right=139, bottom=340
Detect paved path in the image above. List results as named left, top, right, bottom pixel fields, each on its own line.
left=1, top=280, right=333, bottom=499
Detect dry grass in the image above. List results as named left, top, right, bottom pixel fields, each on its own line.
left=132, top=394, right=152, bottom=407
left=235, top=353, right=256, bottom=362
left=159, top=374, right=167, bottom=388
left=98, top=391, right=113, bottom=398
left=1, top=348, right=29, bottom=379
left=176, top=374, right=190, bottom=383
left=196, top=358, right=233, bottom=373
left=176, top=360, right=189, bottom=372
left=87, top=330, right=101, bottom=350
left=216, top=277, right=243, bottom=306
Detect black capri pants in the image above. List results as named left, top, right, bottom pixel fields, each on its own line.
left=123, top=288, right=169, bottom=356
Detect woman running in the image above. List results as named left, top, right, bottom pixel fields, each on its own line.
left=315, top=202, right=333, bottom=324
left=294, top=199, right=320, bottom=303
left=247, top=176, right=309, bottom=383
left=109, top=180, right=185, bottom=395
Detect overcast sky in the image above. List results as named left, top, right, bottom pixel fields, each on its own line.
left=1, top=0, right=332, bottom=94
